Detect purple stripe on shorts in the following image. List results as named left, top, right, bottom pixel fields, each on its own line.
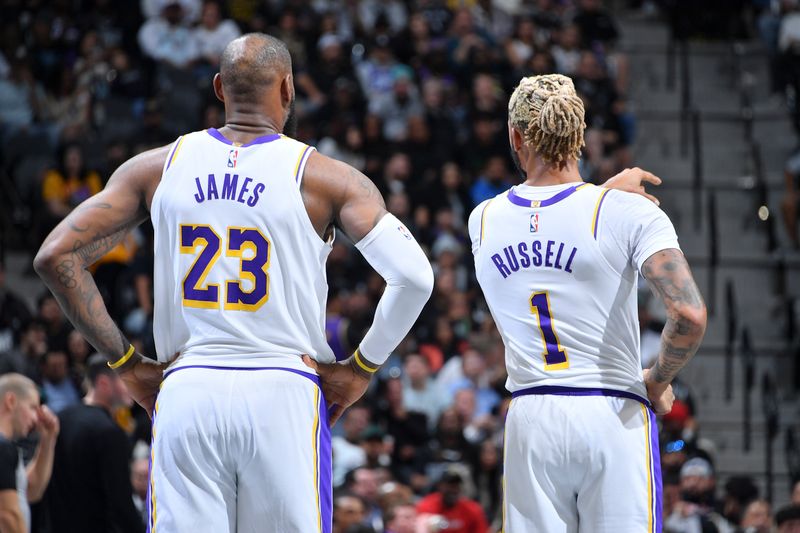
left=206, top=128, right=281, bottom=147
left=163, top=364, right=320, bottom=386
left=511, top=385, right=651, bottom=408
left=649, top=409, right=663, bottom=532
left=318, top=392, right=333, bottom=533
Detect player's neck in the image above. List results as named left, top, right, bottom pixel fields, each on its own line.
left=522, top=157, right=582, bottom=187
left=220, top=112, right=284, bottom=143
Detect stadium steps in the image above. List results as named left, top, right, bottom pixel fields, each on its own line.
left=620, top=11, right=797, bottom=506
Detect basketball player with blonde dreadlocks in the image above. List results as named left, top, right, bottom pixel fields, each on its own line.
left=469, top=74, right=707, bottom=532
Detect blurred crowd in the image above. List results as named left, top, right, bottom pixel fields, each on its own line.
left=0, top=0, right=799, bottom=532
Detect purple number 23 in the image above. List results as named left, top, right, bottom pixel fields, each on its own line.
left=530, top=291, right=569, bottom=370
left=180, top=224, right=270, bottom=311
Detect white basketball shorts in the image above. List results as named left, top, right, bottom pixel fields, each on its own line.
left=146, top=365, right=332, bottom=533
left=503, top=387, right=662, bottom=533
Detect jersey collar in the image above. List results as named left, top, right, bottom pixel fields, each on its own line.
left=206, top=128, right=282, bottom=147
left=506, top=183, right=591, bottom=208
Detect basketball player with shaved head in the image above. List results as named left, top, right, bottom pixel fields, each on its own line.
left=469, top=74, right=707, bottom=532
left=33, top=33, right=436, bottom=532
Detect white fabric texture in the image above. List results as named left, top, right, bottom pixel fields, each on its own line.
left=355, top=213, right=434, bottom=365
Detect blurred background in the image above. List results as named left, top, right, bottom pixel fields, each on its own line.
left=0, top=0, right=798, bottom=532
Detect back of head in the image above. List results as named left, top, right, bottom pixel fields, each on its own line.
left=508, top=74, right=585, bottom=167
left=86, top=353, right=116, bottom=389
left=219, top=33, right=292, bottom=103
left=0, top=373, right=36, bottom=405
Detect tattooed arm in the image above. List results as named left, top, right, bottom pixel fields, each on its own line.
left=641, top=249, right=707, bottom=412
left=34, top=146, right=169, bottom=413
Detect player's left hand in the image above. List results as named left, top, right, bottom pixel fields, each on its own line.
left=302, top=355, right=372, bottom=428
left=643, top=368, right=675, bottom=415
left=604, top=167, right=662, bottom=205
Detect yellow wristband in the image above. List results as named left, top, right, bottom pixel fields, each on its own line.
left=107, top=344, right=136, bottom=370
left=353, top=349, right=378, bottom=374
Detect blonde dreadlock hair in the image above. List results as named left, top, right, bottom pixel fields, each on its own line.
left=508, top=74, right=586, bottom=168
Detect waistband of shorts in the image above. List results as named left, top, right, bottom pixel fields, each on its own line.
left=163, top=364, right=320, bottom=386
left=511, top=385, right=651, bottom=408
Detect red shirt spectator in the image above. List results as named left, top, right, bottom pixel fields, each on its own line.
left=416, top=470, right=488, bottom=533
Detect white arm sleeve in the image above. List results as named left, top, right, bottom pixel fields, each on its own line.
left=355, top=213, right=434, bottom=365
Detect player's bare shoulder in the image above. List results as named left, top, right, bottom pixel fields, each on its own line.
left=301, top=150, right=386, bottom=242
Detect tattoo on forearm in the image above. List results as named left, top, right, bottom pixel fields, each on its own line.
left=70, top=223, right=132, bottom=266
left=642, top=249, right=706, bottom=384
left=55, top=259, right=77, bottom=289
left=38, top=201, right=140, bottom=360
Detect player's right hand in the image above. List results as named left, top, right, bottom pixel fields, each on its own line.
left=643, top=368, right=675, bottom=415
left=118, top=356, right=172, bottom=418
left=302, top=355, right=372, bottom=428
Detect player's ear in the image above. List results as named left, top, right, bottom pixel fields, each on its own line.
left=280, top=73, right=293, bottom=108
left=508, top=123, right=524, bottom=152
left=213, top=73, right=225, bottom=103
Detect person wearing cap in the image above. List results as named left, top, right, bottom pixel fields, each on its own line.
left=416, top=468, right=488, bottom=533
left=665, top=457, right=732, bottom=533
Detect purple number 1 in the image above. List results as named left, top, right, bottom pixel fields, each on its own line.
left=530, top=291, right=569, bottom=370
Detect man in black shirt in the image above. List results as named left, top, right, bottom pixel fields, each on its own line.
left=47, top=356, right=143, bottom=533
left=0, top=373, right=59, bottom=533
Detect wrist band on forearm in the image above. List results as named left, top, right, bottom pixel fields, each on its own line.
left=107, top=344, right=136, bottom=369
left=353, top=349, right=378, bottom=374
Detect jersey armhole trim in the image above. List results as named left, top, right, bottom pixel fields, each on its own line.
left=294, top=145, right=315, bottom=187
left=591, top=188, right=611, bottom=240
left=479, top=198, right=496, bottom=245
left=164, top=135, right=187, bottom=173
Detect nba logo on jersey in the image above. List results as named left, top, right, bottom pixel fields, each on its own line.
left=227, top=149, right=239, bottom=168
left=397, top=225, right=413, bottom=240
left=530, top=213, right=540, bottom=233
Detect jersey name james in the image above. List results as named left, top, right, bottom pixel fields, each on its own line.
left=192, top=172, right=266, bottom=207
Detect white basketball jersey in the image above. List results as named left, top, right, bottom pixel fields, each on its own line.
left=469, top=182, right=680, bottom=399
left=151, top=129, right=335, bottom=371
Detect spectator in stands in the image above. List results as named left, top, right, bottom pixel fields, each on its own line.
left=383, top=503, right=418, bottom=533
left=344, top=467, right=383, bottom=531
left=193, top=1, right=240, bottom=68
left=416, top=468, right=488, bottom=533
left=369, top=68, right=424, bottom=143
left=740, top=499, right=774, bottom=533
left=0, top=56, right=54, bottom=147
left=552, top=24, right=583, bottom=76
left=793, top=480, right=800, bottom=504
left=573, top=0, right=619, bottom=48
left=130, top=456, right=149, bottom=527
left=48, top=355, right=143, bottom=533
left=0, top=320, right=46, bottom=382
left=333, top=406, right=370, bottom=487
left=138, top=2, right=199, bottom=69
left=36, top=293, right=70, bottom=353
left=0, top=374, right=59, bottom=533
left=447, top=350, right=500, bottom=418
left=402, top=353, right=448, bottom=430
left=471, top=439, right=502, bottom=528
left=665, top=457, right=731, bottom=533
left=65, top=330, right=90, bottom=379
left=356, top=36, right=401, bottom=106
left=40, top=350, right=80, bottom=414
left=722, top=475, right=760, bottom=527
left=470, top=155, right=512, bottom=206
left=333, top=492, right=370, bottom=533
left=40, top=143, right=102, bottom=234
